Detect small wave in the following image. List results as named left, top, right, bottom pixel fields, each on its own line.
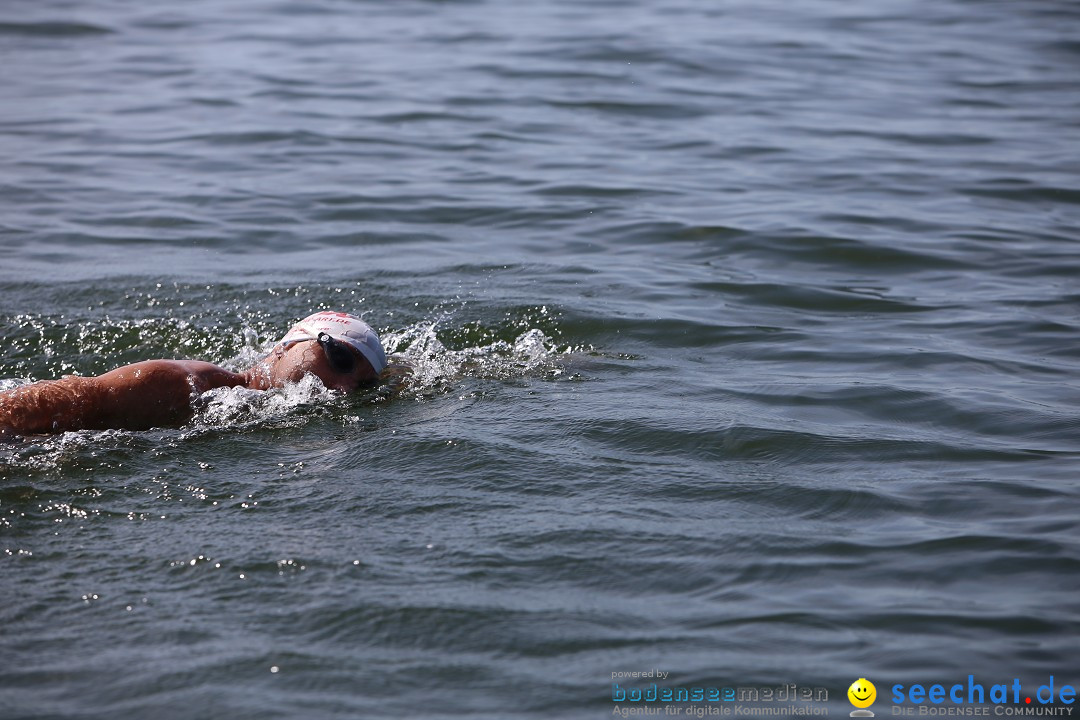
left=0, top=427, right=144, bottom=477
left=0, top=21, right=114, bottom=37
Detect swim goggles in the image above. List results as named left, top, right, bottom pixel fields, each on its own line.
left=281, top=332, right=358, bottom=375
left=316, top=332, right=358, bottom=375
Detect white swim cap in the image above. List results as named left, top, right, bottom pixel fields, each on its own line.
left=279, top=311, right=387, bottom=374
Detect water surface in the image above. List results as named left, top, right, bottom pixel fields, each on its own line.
left=2, top=0, right=1079, bottom=717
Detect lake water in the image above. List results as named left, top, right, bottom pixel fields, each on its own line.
left=2, top=0, right=1079, bottom=718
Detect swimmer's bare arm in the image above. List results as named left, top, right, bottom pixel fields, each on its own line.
left=0, top=360, right=247, bottom=434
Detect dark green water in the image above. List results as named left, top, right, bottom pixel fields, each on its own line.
left=2, top=0, right=1079, bottom=718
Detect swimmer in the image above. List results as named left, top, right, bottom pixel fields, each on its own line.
left=0, top=311, right=387, bottom=436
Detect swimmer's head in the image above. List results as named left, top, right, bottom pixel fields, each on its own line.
left=280, top=312, right=386, bottom=375
left=258, top=311, right=386, bottom=391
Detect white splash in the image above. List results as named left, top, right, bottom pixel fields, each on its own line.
left=380, top=322, right=564, bottom=395
left=189, top=373, right=336, bottom=430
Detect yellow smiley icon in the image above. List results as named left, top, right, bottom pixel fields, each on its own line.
left=848, top=678, right=877, bottom=709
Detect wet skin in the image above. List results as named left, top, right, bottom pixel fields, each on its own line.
left=0, top=340, right=377, bottom=435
